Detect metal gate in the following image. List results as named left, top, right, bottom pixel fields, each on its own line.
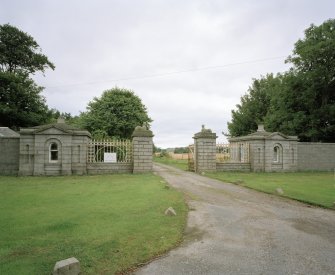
left=188, top=144, right=195, bottom=171
left=87, top=139, right=132, bottom=163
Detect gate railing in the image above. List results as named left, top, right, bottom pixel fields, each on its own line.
left=87, top=139, right=132, bottom=163
left=188, top=144, right=195, bottom=171
left=216, top=142, right=249, bottom=163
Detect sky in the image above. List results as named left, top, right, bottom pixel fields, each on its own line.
left=1, top=0, right=334, bottom=148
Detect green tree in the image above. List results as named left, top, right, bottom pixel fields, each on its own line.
left=228, top=19, right=335, bottom=142
left=0, top=72, right=51, bottom=128
left=0, top=24, right=55, bottom=74
left=79, top=87, right=152, bottom=139
left=0, top=24, right=55, bottom=128
left=285, top=19, right=335, bottom=141
left=227, top=74, right=280, bottom=137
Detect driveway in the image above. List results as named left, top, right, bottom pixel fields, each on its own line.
left=134, top=163, right=335, bottom=275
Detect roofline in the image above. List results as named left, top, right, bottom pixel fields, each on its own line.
left=20, top=124, right=91, bottom=137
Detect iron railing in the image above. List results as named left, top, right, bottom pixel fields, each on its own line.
left=87, top=139, right=132, bottom=163
left=216, top=143, right=249, bottom=163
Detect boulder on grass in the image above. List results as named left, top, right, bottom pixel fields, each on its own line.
left=276, top=188, right=284, bottom=195
left=53, top=257, right=80, bottom=275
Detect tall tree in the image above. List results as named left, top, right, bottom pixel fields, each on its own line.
left=227, top=74, right=280, bottom=137
left=264, top=71, right=310, bottom=138
left=79, top=87, right=152, bottom=139
left=228, top=19, right=335, bottom=142
left=0, top=24, right=55, bottom=74
left=285, top=19, right=335, bottom=141
left=0, top=72, right=51, bottom=128
left=0, top=24, right=55, bottom=128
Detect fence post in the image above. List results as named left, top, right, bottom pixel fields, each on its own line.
left=132, top=126, right=154, bottom=173
left=193, top=125, right=217, bottom=173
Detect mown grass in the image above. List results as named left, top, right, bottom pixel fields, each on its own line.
left=0, top=174, right=187, bottom=274
left=154, top=156, right=188, bottom=171
left=206, top=172, right=335, bottom=208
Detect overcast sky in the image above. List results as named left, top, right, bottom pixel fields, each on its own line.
left=1, top=0, right=334, bottom=148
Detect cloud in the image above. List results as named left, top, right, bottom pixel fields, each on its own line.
left=1, top=0, right=334, bottom=147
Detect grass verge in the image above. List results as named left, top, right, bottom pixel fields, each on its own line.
left=0, top=174, right=187, bottom=274
left=206, top=172, right=335, bottom=208
left=154, top=156, right=188, bottom=171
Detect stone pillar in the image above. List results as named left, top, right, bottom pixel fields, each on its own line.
left=132, top=126, right=154, bottom=173
left=193, top=126, right=217, bottom=173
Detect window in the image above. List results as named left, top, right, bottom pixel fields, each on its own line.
left=49, top=143, right=58, bottom=162
left=25, top=144, right=30, bottom=164
left=273, top=146, right=281, bottom=163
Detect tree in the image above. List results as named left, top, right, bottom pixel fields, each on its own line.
left=0, top=24, right=55, bottom=74
left=285, top=19, right=335, bottom=141
left=228, top=19, right=335, bottom=142
left=227, top=74, right=280, bottom=137
left=0, top=24, right=55, bottom=128
left=79, top=87, right=152, bottom=139
left=0, top=72, right=51, bottom=128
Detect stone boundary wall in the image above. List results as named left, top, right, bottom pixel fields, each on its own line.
left=216, top=163, right=251, bottom=172
left=297, top=142, right=335, bottom=171
left=0, top=137, right=20, bottom=175
left=87, top=163, right=133, bottom=174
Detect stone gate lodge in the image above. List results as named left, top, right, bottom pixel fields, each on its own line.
left=0, top=119, right=153, bottom=176
left=189, top=125, right=335, bottom=173
left=0, top=120, right=335, bottom=176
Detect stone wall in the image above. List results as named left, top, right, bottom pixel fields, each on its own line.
left=87, top=163, right=133, bottom=174
left=297, top=143, right=335, bottom=171
left=216, top=163, right=251, bottom=172
left=0, top=137, right=20, bottom=175
left=0, top=123, right=154, bottom=176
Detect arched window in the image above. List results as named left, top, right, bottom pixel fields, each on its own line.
left=273, top=145, right=281, bottom=163
left=49, top=143, right=58, bottom=162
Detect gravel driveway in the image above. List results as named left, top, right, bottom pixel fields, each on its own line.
left=134, top=163, right=335, bottom=275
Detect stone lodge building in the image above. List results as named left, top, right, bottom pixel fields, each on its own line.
left=0, top=119, right=153, bottom=176
left=191, top=125, right=335, bottom=173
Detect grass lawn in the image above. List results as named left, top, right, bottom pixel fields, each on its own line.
left=0, top=174, right=187, bottom=275
left=206, top=172, right=335, bottom=208
left=154, top=156, right=188, bottom=171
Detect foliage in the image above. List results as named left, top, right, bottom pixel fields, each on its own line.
left=174, top=147, right=189, bottom=154
left=206, top=172, right=335, bottom=208
left=0, top=24, right=55, bottom=74
left=48, top=109, right=83, bottom=128
left=79, top=87, right=152, bottom=139
left=154, top=156, right=189, bottom=171
left=285, top=19, right=335, bottom=141
left=228, top=19, right=335, bottom=141
left=228, top=74, right=279, bottom=137
left=0, top=71, right=52, bottom=128
left=0, top=24, right=55, bottom=128
left=154, top=144, right=163, bottom=153
left=0, top=174, right=187, bottom=275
